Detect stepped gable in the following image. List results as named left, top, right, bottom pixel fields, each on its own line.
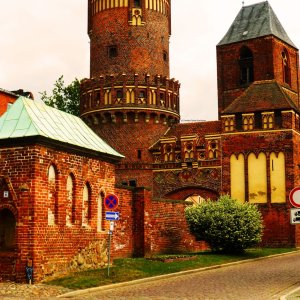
left=222, top=80, right=299, bottom=114
left=218, top=1, right=296, bottom=48
left=0, top=97, right=123, bottom=160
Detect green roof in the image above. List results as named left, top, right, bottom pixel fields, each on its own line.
left=0, top=97, right=124, bottom=159
left=218, top=1, right=296, bottom=48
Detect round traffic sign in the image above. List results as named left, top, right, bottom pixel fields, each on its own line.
left=289, top=187, right=300, bottom=208
left=104, top=194, right=119, bottom=210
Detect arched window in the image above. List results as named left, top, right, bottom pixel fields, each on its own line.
left=270, top=152, right=286, bottom=203
left=248, top=152, right=267, bottom=203
left=164, top=144, right=173, bottom=162
left=184, top=142, right=194, bottom=160
left=48, top=165, right=58, bottom=225
left=97, top=192, right=105, bottom=232
left=208, top=140, right=219, bottom=159
left=282, top=49, right=291, bottom=86
left=66, top=174, right=75, bottom=226
left=239, top=46, right=254, bottom=85
left=82, top=183, right=91, bottom=227
left=230, top=154, right=245, bottom=203
left=0, top=209, right=16, bottom=251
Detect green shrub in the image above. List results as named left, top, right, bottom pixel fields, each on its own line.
left=185, top=195, right=263, bottom=253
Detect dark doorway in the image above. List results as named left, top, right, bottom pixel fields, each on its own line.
left=0, top=209, right=16, bottom=251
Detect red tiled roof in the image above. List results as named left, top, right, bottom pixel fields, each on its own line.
left=222, top=80, right=299, bottom=114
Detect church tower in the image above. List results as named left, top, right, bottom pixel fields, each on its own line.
left=81, top=0, right=180, bottom=173
left=217, top=1, right=300, bottom=116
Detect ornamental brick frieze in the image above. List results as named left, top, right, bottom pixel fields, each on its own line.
left=153, top=168, right=221, bottom=199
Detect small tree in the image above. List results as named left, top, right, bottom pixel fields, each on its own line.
left=185, top=195, right=263, bottom=253
left=40, top=76, right=80, bottom=116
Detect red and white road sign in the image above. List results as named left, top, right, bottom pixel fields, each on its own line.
left=289, top=187, right=300, bottom=208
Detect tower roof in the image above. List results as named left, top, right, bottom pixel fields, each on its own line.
left=0, top=97, right=124, bottom=160
left=222, top=80, right=299, bottom=114
left=218, top=1, right=296, bottom=48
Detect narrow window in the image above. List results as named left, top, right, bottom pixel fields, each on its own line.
left=66, top=174, right=75, bottom=226
left=108, top=45, right=118, bottom=58
left=82, top=183, right=91, bottom=227
left=137, top=149, right=142, bottom=159
left=116, top=90, right=123, bottom=99
left=282, top=49, right=291, bottom=86
left=163, top=51, right=168, bottom=62
left=239, top=46, right=254, bottom=85
left=48, top=165, right=58, bottom=226
left=134, top=0, right=141, bottom=7
left=97, top=192, right=105, bottom=232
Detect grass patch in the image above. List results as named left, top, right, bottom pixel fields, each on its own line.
left=44, top=248, right=296, bottom=290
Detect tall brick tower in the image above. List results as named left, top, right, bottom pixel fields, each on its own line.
left=81, top=0, right=180, bottom=184
left=217, top=1, right=300, bottom=116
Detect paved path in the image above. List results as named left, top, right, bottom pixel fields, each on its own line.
left=0, top=282, right=71, bottom=299
left=64, top=252, right=300, bottom=300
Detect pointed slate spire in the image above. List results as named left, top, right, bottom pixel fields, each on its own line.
left=218, top=1, right=296, bottom=48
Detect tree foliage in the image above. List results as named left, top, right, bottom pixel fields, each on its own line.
left=185, top=195, right=263, bottom=253
left=40, top=75, right=80, bottom=116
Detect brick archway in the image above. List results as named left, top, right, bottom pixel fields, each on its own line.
left=164, top=187, right=219, bottom=201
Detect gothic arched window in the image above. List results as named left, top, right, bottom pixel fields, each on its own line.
left=239, top=46, right=254, bottom=85
left=282, top=49, right=291, bottom=86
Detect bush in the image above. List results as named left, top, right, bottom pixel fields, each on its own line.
left=185, top=195, right=263, bottom=253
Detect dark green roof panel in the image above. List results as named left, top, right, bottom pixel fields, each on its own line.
left=218, top=1, right=296, bottom=48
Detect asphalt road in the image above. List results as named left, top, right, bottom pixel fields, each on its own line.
left=66, top=251, right=300, bottom=300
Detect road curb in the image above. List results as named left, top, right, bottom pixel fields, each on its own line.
left=58, top=250, right=300, bottom=298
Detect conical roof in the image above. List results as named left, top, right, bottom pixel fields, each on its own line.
left=218, top=1, right=296, bottom=48
left=0, top=97, right=124, bottom=160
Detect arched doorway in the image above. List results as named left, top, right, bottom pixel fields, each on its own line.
left=0, top=209, right=16, bottom=251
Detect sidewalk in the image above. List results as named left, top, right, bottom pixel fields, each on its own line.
left=281, top=287, right=300, bottom=300
left=0, top=281, right=71, bottom=299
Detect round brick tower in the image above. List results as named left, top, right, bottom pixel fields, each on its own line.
left=81, top=0, right=180, bottom=171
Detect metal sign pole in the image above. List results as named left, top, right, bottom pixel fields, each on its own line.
left=107, top=221, right=114, bottom=276
left=107, top=230, right=112, bottom=276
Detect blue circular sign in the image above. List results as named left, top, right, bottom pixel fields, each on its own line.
left=104, top=194, right=119, bottom=210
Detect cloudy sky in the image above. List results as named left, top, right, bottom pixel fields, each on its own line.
left=1, top=1, right=299, bottom=121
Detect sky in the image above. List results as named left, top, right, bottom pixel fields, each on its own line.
left=1, top=0, right=300, bottom=121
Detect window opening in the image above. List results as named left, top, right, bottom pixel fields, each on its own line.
left=282, top=49, right=291, bottom=86
left=134, top=0, right=141, bottom=7
left=108, top=45, right=118, bottom=58
left=239, top=47, right=254, bottom=85
left=0, top=209, right=16, bottom=251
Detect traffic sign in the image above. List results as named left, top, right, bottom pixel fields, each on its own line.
left=104, top=194, right=119, bottom=210
left=289, top=187, right=300, bottom=208
left=290, top=208, right=300, bottom=224
left=105, top=211, right=120, bottom=221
